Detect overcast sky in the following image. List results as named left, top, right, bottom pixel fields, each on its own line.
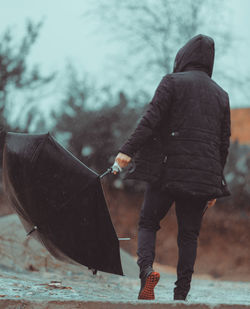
left=0, top=0, right=250, bottom=120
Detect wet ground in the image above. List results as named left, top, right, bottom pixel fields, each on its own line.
left=0, top=266, right=249, bottom=308
left=0, top=214, right=249, bottom=308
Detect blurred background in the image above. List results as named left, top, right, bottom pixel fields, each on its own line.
left=0, top=0, right=249, bottom=282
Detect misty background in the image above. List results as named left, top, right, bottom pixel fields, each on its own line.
left=0, top=0, right=250, bottom=285
left=0, top=0, right=250, bottom=124
left=0, top=0, right=250, bottom=201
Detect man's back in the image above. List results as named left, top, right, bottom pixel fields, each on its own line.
left=164, top=70, right=228, bottom=136
left=118, top=34, right=231, bottom=200
left=160, top=69, right=230, bottom=200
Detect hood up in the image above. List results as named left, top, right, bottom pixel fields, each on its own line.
left=173, top=34, right=215, bottom=77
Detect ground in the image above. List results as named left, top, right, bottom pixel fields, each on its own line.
left=0, top=266, right=250, bottom=308
left=0, top=214, right=249, bottom=308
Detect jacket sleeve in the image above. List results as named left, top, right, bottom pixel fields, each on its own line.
left=118, top=74, right=173, bottom=157
left=220, top=95, right=231, bottom=170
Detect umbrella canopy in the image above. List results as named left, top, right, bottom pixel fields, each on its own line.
left=2, top=132, right=123, bottom=276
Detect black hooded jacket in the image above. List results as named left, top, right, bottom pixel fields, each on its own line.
left=119, top=34, right=231, bottom=200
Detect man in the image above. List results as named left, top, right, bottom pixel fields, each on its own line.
left=114, top=34, right=231, bottom=301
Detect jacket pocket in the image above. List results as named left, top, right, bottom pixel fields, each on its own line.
left=123, top=134, right=164, bottom=182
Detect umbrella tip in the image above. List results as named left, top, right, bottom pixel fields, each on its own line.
left=26, top=225, right=38, bottom=237
left=88, top=267, right=98, bottom=275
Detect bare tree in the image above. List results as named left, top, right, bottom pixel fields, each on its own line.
left=82, top=0, right=231, bottom=87
left=0, top=19, right=55, bottom=130
left=52, top=65, right=142, bottom=174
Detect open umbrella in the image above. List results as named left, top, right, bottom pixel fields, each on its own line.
left=2, top=132, right=123, bottom=276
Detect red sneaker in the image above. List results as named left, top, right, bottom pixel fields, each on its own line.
left=138, top=269, right=160, bottom=300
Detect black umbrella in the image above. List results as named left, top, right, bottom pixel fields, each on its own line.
left=2, top=132, right=124, bottom=276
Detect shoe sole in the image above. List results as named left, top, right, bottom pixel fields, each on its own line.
left=138, top=271, right=160, bottom=300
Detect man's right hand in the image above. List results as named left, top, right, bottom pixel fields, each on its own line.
left=115, top=152, right=132, bottom=167
left=207, top=198, right=216, bottom=208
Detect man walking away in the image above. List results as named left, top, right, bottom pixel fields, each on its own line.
left=114, top=34, right=231, bottom=301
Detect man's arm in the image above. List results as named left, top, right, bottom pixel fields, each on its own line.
left=118, top=75, right=173, bottom=158
left=220, top=95, right=231, bottom=170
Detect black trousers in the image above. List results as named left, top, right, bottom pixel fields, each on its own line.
left=137, top=183, right=208, bottom=297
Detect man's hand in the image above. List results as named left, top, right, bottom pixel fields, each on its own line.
left=207, top=198, right=216, bottom=208
left=113, top=152, right=132, bottom=174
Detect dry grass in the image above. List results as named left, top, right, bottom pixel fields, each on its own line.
left=104, top=187, right=250, bottom=282
left=231, top=107, right=250, bottom=144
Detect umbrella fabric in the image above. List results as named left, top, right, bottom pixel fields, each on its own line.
left=2, top=132, right=123, bottom=276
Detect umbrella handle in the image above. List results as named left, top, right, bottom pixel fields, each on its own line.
left=99, top=167, right=112, bottom=179
left=99, top=162, right=123, bottom=179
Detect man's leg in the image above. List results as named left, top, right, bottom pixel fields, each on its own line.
left=137, top=183, right=175, bottom=275
left=174, top=196, right=207, bottom=300
left=137, top=184, right=175, bottom=299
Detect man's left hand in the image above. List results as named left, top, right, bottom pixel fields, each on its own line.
left=207, top=198, right=216, bottom=208
left=113, top=152, right=132, bottom=174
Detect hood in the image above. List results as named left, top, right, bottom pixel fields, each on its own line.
left=173, top=34, right=215, bottom=77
